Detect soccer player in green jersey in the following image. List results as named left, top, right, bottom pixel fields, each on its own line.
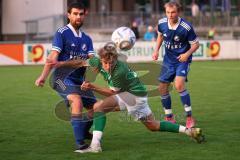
left=52, top=43, right=204, bottom=153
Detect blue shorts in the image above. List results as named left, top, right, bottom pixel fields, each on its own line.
left=158, top=62, right=190, bottom=83
left=51, top=68, right=96, bottom=108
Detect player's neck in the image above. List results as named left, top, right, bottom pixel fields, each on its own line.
left=169, top=17, right=179, bottom=28
left=169, top=19, right=178, bottom=26
left=74, top=27, right=80, bottom=33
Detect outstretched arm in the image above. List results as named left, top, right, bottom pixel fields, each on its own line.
left=52, top=54, right=94, bottom=68
left=53, top=59, right=87, bottom=68
left=81, top=81, right=118, bottom=97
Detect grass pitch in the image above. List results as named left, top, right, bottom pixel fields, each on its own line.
left=0, top=61, right=240, bottom=160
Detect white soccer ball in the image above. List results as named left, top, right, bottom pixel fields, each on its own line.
left=111, top=27, right=136, bottom=51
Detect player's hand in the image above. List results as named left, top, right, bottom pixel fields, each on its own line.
left=81, top=81, right=93, bottom=91
left=152, top=51, right=159, bottom=61
left=35, top=76, right=45, bottom=87
left=177, top=53, right=189, bottom=62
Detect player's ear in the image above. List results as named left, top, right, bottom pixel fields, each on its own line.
left=67, top=12, right=71, bottom=19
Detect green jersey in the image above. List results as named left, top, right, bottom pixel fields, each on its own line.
left=89, top=57, right=147, bottom=97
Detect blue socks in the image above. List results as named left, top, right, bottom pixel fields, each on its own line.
left=179, top=90, right=192, bottom=117
left=161, top=90, right=192, bottom=118
left=161, top=94, right=173, bottom=118
left=71, top=115, right=87, bottom=145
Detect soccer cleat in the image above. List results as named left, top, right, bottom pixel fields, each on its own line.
left=188, top=128, right=205, bottom=143
left=75, top=143, right=102, bottom=153
left=164, top=116, right=176, bottom=123
left=75, top=142, right=89, bottom=152
left=186, top=116, right=196, bottom=128
left=85, top=132, right=93, bottom=140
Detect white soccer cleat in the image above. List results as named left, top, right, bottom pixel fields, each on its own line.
left=74, top=143, right=102, bottom=153
left=187, top=128, right=205, bottom=143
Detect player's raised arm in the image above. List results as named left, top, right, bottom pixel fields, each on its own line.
left=35, top=50, right=59, bottom=87
left=54, top=58, right=88, bottom=68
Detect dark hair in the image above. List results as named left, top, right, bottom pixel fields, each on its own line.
left=67, top=2, right=86, bottom=13
left=164, top=1, right=182, bottom=12
left=98, top=42, right=118, bottom=61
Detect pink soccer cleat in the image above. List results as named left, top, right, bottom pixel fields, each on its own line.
left=186, top=116, right=196, bottom=128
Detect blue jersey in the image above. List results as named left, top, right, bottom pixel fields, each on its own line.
left=158, top=17, right=198, bottom=64
left=52, top=24, right=95, bottom=83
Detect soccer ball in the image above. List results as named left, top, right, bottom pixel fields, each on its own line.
left=111, top=27, right=136, bottom=51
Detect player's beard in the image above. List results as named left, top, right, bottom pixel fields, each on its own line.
left=73, top=21, right=83, bottom=30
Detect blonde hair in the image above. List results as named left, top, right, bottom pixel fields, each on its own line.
left=98, top=42, right=118, bottom=61
left=164, top=1, right=182, bottom=12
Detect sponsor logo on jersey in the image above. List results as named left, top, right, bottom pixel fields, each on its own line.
left=174, top=35, right=180, bottom=41
left=82, top=44, right=87, bottom=51
left=69, top=51, right=88, bottom=60
left=164, top=41, right=182, bottom=49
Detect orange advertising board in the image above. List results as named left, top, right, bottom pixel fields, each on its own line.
left=0, top=44, right=24, bottom=64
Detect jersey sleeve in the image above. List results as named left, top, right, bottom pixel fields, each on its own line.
left=187, top=26, right=199, bottom=44
left=88, top=57, right=101, bottom=69
left=157, top=18, right=167, bottom=35
left=87, top=37, right=95, bottom=56
left=52, top=31, right=63, bottom=53
left=157, top=24, right=163, bottom=35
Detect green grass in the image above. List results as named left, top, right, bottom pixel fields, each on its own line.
left=0, top=61, right=240, bottom=160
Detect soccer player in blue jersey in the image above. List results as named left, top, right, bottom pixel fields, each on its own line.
left=35, top=2, right=96, bottom=151
left=152, top=1, right=199, bottom=128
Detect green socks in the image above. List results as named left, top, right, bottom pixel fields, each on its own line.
left=93, top=112, right=106, bottom=132
left=159, top=121, right=180, bottom=133
left=93, top=113, right=180, bottom=133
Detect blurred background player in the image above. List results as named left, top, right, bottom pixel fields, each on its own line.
left=35, top=2, right=96, bottom=151
left=130, top=21, right=140, bottom=40
left=143, top=25, right=156, bottom=41
left=208, top=27, right=216, bottom=40
left=152, top=1, right=199, bottom=128
left=72, top=43, right=204, bottom=153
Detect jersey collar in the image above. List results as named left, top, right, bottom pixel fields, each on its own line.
left=167, top=17, right=181, bottom=30
left=67, top=23, right=82, bottom=37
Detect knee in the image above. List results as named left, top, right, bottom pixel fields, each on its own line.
left=147, top=125, right=159, bottom=132
left=174, top=83, right=185, bottom=92
left=86, top=108, right=94, bottom=119
left=68, top=97, right=82, bottom=115
left=145, top=122, right=160, bottom=132
left=158, top=85, right=169, bottom=95
left=93, top=100, right=104, bottom=112
left=67, top=95, right=81, bottom=106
